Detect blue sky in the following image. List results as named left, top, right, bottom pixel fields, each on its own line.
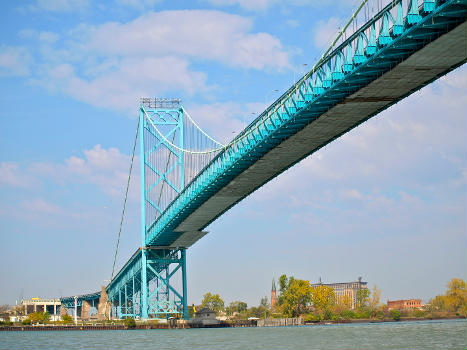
left=0, top=0, right=465, bottom=308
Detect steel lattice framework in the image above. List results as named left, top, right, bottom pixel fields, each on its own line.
left=65, top=0, right=467, bottom=320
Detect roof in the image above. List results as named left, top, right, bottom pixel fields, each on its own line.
left=196, top=307, right=215, bottom=314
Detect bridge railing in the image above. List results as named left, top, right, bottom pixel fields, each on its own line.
left=145, top=0, right=452, bottom=245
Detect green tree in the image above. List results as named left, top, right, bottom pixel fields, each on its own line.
left=27, top=312, right=50, bottom=324
left=200, top=293, right=225, bottom=313
left=226, top=301, right=248, bottom=316
left=279, top=274, right=289, bottom=295
left=356, top=288, right=370, bottom=310
left=281, top=278, right=312, bottom=317
left=61, top=314, right=73, bottom=324
left=390, top=309, right=401, bottom=321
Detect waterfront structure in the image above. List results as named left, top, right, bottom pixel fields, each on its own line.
left=271, top=279, right=278, bottom=309
left=311, top=277, right=368, bottom=309
left=387, top=299, right=422, bottom=310
left=64, top=0, right=467, bottom=320
left=20, top=298, right=61, bottom=321
left=189, top=308, right=220, bottom=327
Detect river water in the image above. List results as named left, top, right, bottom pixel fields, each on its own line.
left=0, top=319, right=465, bottom=350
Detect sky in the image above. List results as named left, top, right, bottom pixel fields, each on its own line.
left=0, top=0, right=465, bottom=308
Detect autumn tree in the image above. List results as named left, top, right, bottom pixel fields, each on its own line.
left=311, top=285, right=335, bottom=313
left=445, top=278, right=467, bottom=315
left=369, top=285, right=382, bottom=311
left=200, top=293, right=225, bottom=312
left=430, top=278, right=467, bottom=316
left=281, top=278, right=313, bottom=317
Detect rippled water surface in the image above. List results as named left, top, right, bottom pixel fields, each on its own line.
left=0, top=319, right=465, bottom=350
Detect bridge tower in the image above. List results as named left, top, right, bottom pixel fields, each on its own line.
left=139, top=98, right=188, bottom=319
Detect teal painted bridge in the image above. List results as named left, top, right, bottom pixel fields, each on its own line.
left=62, top=0, right=467, bottom=320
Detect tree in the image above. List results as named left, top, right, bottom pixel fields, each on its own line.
left=445, top=278, right=467, bottom=315
left=61, top=314, right=73, bottom=324
left=0, top=305, right=9, bottom=313
left=260, top=297, right=269, bottom=309
left=390, top=309, right=401, bottom=321
left=369, top=285, right=382, bottom=311
left=311, top=285, right=335, bottom=312
left=356, top=288, right=370, bottom=310
left=124, top=317, right=136, bottom=328
left=281, top=279, right=313, bottom=317
left=200, top=293, right=224, bottom=313
left=428, top=278, right=467, bottom=316
left=226, top=301, right=247, bottom=316
left=279, top=274, right=289, bottom=295
left=27, top=312, right=50, bottom=324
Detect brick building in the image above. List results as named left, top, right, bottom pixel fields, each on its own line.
left=387, top=299, right=422, bottom=310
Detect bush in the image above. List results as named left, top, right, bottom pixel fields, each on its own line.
left=305, top=313, right=321, bottom=322
left=413, top=309, right=426, bottom=318
left=390, top=309, right=401, bottom=321
left=61, top=314, right=73, bottom=324
left=340, top=309, right=356, bottom=320
left=324, top=309, right=333, bottom=320
left=22, top=319, right=31, bottom=325
left=124, top=317, right=136, bottom=328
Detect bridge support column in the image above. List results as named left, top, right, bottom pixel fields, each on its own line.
left=182, top=248, right=188, bottom=319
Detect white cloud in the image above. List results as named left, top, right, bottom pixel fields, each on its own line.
left=44, top=57, right=207, bottom=113
left=0, top=46, right=31, bottom=76
left=205, top=0, right=359, bottom=11
left=312, top=17, right=343, bottom=50
left=81, top=11, right=289, bottom=70
left=207, top=0, right=274, bottom=11
left=26, top=10, right=290, bottom=113
left=0, top=162, right=34, bottom=187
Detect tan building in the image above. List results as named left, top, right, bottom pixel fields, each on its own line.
left=311, top=277, right=368, bottom=309
left=387, top=299, right=422, bottom=310
left=20, top=298, right=61, bottom=321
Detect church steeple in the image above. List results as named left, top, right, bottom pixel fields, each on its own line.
left=270, top=278, right=277, bottom=309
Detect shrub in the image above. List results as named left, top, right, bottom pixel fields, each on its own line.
left=124, top=317, right=136, bottom=328
left=305, top=313, right=321, bottom=322
left=390, top=309, right=401, bottom=321
left=340, top=309, right=355, bottom=320
left=22, top=319, right=31, bottom=325
left=61, top=314, right=73, bottom=324
left=324, top=309, right=333, bottom=320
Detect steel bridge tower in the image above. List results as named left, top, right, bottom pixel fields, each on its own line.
left=139, top=98, right=187, bottom=319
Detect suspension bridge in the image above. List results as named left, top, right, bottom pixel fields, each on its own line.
left=60, top=0, right=467, bottom=320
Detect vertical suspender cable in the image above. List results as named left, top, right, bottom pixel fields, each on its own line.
left=111, top=117, right=140, bottom=282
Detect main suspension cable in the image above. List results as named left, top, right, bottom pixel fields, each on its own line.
left=110, top=117, right=140, bottom=282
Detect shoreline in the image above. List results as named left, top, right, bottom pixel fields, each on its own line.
left=304, top=316, right=465, bottom=326
left=0, top=316, right=464, bottom=332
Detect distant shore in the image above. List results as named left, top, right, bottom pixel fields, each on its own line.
left=0, top=316, right=464, bottom=331
left=304, top=315, right=465, bottom=326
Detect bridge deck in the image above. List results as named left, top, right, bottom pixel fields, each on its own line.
left=148, top=4, right=466, bottom=247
